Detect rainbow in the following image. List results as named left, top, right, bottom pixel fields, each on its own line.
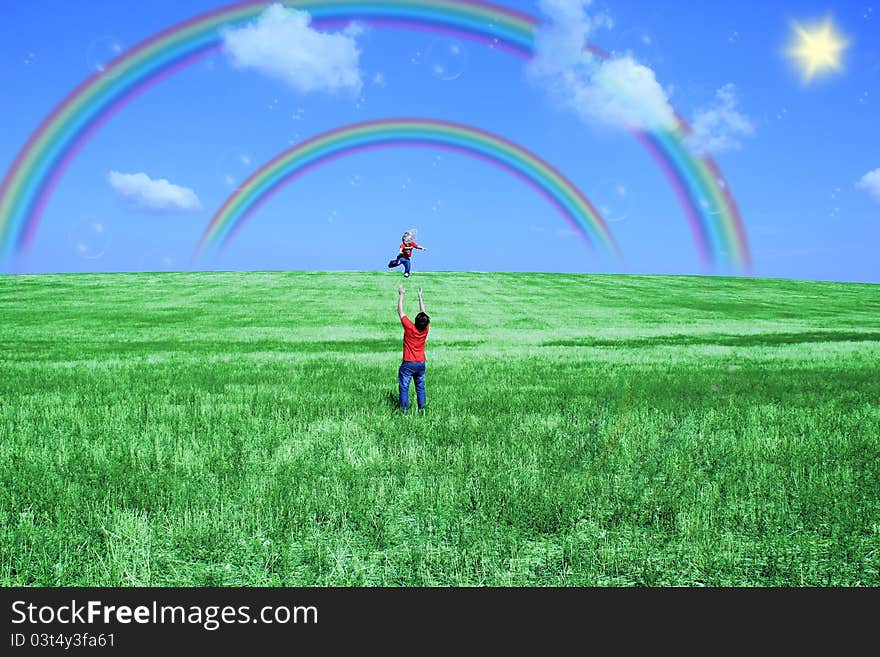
left=197, top=118, right=620, bottom=259
left=0, top=0, right=749, bottom=272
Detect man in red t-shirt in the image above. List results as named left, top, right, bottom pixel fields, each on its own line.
left=396, top=285, right=430, bottom=411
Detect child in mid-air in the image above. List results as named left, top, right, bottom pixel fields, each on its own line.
left=387, top=229, right=427, bottom=278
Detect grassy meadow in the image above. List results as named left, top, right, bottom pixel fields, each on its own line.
left=1, top=270, right=878, bottom=586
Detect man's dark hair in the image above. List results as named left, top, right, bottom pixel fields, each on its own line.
left=414, top=312, right=430, bottom=331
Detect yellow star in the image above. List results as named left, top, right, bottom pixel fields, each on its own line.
left=786, top=18, right=849, bottom=83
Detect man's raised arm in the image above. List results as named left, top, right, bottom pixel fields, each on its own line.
left=398, top=285, right=406, bottom=319
left=417, top=287, right=426, bottom=314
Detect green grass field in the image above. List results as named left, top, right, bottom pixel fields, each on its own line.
left=1, top=270, right=878, bottom=586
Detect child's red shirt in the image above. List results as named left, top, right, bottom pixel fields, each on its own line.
left=399, top=241, right=421, bottom=258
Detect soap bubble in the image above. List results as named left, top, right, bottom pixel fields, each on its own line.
left=86, top=36, right=125, bottom=78
left=139, top=249, right=176, bottom=272
left=425, top=38, right=467, bottom=80
left=69, top=219, right=111, bottom=259
left=215, top=151, right=255, bottom=193
left=486, top=22, right=501, bottom=50
left=595, top=180, right=637, bottom=224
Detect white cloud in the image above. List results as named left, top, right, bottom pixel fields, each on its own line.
left=579, top=56, right=678, bottom=130
left=222, top=4, right=363, bottom=96
left=856, top=168, right=880, bottom=204
left=684, top=83, right=755, bottom=155
left=107, top=171, right=201, bottom=213
left=528, top=0, right=676, bottom=131
left=530, top=0, right=613, bottom=75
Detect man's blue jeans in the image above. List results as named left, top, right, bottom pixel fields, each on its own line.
left=389, top=256, right=411, bottom=275
left=398, top=360, right=426, bottom=410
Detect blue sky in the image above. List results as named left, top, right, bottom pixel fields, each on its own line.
left=1, top=0, right=878, bottom=282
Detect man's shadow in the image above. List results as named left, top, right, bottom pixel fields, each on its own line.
left=384, top=391, right=398, bottom=410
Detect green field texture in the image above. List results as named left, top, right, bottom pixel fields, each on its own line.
left=1, top=270, right=879, bottom=586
